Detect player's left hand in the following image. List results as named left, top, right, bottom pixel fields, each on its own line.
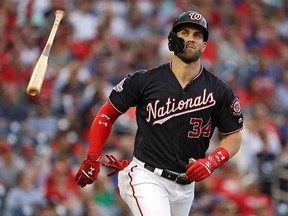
left=102, top=154, right=130, bottom=177
left=185, top=157, right=215, bottom=182
left=185, top=147, right=230, bottom=182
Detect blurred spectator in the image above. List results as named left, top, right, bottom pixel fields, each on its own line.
left=255, top=127, right=279, bottom=196
left=68, top=0, right=99, bottom=42
left=121, top=5, right=150, bottom=42
left=89, top=171, right=120, bottom=216
left=216, top=22, right=249, bottom=85
left=240, top=102, right=281, bottom=173
left=275, top=7, right=288, bottom=41
left=273, top=144, right=288, bottom=216
left=191, top=178, right=223, bottom=215
left=18, top=0, right=52, bottom=26
left=4, top=170, right=46, bottom=216
left=209, top=162, right=243, bottom=199
left=25, top=101, right=58, bottom=144
left=276, top=69, right=288, bottom=113
left=0, top=84, right=30, bottom=122
left=279, top=139, right=288, bottom=168
left=35, top=205, right=58, bottom=216
left=19, top=25, right=41, bottom=68
left=0, top=141, right=25, bottom=190
left=19, top=142, right=52, bottom=189
left=210, top=199, right=238, bottom=216
left=44, top=159, right=84, bottom=216
left=237, top=174, right=275, bottom=216
left=96, top=7, right=127, bottom=40
left=0, top=43, right=28, bottom=87
left=50, top=130, right=83, bottom=167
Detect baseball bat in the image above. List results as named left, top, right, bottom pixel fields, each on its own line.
left=26, top=10, right=65, bottom=96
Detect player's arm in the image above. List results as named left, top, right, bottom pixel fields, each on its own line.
left=75, top=101, right=122, bottom=187
left=186, top=131, right=242, bottom=182
left=75, top=71, right=143, bottom=185
left=217, top=131, right=242, bottom=158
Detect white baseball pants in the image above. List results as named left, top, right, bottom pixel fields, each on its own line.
left=118, top=157, right=195, bottom=216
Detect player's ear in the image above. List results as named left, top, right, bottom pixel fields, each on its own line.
left=201, top=42, right=207, bottom=52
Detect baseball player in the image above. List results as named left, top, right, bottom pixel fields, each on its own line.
left=75, top=11, right=243, bottom=216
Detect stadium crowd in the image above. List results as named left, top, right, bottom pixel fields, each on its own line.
left=0, top=0, right=288, bottom=215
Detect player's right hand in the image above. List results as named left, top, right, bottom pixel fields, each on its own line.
left=75, top=154, right=102, bottom=187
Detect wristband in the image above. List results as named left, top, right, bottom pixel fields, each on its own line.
left=208, top=147, right=229, bottom=169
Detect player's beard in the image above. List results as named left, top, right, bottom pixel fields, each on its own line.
left=175, top=47, right=202, bottom=64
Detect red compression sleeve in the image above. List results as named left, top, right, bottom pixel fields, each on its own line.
left=88, top=101, right=122, bottom=155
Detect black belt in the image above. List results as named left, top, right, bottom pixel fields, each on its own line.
left=144, top=164, right=191, bottom=185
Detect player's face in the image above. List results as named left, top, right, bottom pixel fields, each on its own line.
left=175, top=26, right=207, bottom=64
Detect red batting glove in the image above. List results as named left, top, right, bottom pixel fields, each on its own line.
left=101, top=154, right=130, bottom=177
left=185, top=147, right=229, bottom=182
left=75, top=154, right=102, bottom=187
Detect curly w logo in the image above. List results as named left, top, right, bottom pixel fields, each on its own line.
left=189, top=12, right=202, bottom=20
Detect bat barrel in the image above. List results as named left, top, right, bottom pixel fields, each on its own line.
left=27, top=87, right=39, bottom=96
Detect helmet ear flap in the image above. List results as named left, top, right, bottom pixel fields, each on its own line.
left=168, top=31, right=186, bottom=53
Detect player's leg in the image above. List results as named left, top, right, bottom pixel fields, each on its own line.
left=169, top=183, right=195, bottom=216
left=118, top=159, right=171, bottom=216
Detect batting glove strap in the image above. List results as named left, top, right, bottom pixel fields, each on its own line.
left=87, top=153, right=102, bottom=162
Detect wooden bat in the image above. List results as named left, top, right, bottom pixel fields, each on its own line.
left=26, top=10, right=65, bottom=96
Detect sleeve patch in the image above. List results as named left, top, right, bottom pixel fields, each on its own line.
left=113, top=78, right=126, bottom=92
left=230, top=97, right=242, bottom=117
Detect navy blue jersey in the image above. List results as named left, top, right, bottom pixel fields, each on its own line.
left=109, top=63, right=243, bottom=172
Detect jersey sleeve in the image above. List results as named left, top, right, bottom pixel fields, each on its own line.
left=216, top=87, right=243, bottom=135
left=109, top=70, right=144, bottom=113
